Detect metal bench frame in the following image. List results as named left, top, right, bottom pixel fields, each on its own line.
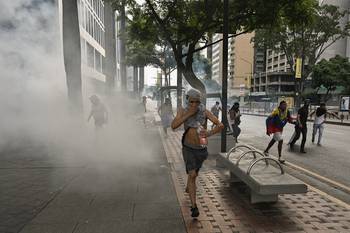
left=217, top=145, right=307, bottom=203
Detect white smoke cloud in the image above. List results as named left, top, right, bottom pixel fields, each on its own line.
left=0, top=1, right=159, bottom=170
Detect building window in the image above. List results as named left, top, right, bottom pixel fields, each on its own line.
left=95, top=50, right=102, bottom=72
left=87, top=43, right=94, bottom=68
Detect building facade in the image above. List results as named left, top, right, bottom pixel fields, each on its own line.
left=318, top=0, right=350, bottom=60
left=77, top=0, right=106, bottom=84
left=251, top=49, right=294, bottom=98
left=211, top=33, right=254, bottom=98
left=59, top=0, right=116, bottom=94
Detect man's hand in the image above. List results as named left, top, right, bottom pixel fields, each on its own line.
left=185, top=106, right=198, bottom=117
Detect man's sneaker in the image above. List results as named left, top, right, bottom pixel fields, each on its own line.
left=300, top=150, right=306, bottom=154
left=191, top=206, right=199, bottom=218
left=317, top=143, right=322, bottom=146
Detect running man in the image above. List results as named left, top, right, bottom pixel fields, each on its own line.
left=289, top=100, right=310, bottom=153
left=309, top=103, right=340, bottom=146
left=264, top=100, right=294, bottom=163
left=87, top=95, right=108, bottom=129
left=171, top=89, right=224, bottom=218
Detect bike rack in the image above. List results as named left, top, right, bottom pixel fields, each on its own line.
left=236, top=150, right=266, bottom=166
left=226, top=145, right=254, bottom=159
left=247, top=157, right=284, bottom=175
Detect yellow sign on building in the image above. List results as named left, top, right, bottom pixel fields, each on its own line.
left=295, top=58, right=302, bottom=79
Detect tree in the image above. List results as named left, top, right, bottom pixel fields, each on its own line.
left=107, top=0, right=315, bottom=102
left=62, top=0, right=83, bottom=111
left=312, top=55, right=350, bottom=99
left=254, top=2, right=350, bottom=104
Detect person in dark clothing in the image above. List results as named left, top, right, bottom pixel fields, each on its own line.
left=228, top=102, right=241, bottom=143
left=289, top=100, right=310, bottom=153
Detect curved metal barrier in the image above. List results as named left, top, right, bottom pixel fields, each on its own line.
left=236, top=150, right=266, bottom=166
left=247, top=157, right=284, bottom=175
left=226, top=145, right=254, bottom=159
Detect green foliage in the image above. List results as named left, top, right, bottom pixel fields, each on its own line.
left=108, top=0, right=318, bottom=94
left=312, top=55, right=350, bottom=96
left=254, top=2, right=350, bottom=81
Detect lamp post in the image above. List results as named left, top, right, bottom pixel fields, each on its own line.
left=221, top=0, right=228, bottom=153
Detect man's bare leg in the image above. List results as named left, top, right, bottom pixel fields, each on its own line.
left=264, top=139, right=276, bottom=154
left=187, top=170, right=200, bottom=217
left=277, top=140, right=285, bottom=163
left=187, top=170, right=197, bottom=205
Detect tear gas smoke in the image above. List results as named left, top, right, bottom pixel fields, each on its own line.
left=0, top=1, right=157, bottom=169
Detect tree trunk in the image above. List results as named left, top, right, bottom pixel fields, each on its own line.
left=133, top=66, right=138, bottom=95
left=173, top=47, right=206, bottom=104
left=62, top=0, right=83, bottom=112
left=182, top=67, right=206, bottom=101
left=177, top=67, right=182, bottom=110
left=139, top=66, right=144, bottom=95
left=206, top=34, right=213, bottom=79
left=104, top=2, right=116, bottom=95
left=120, top=0, right=127, bottom=90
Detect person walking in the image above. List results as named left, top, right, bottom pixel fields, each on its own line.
left=264, top=101, right=293, bottom=163
left=289, top=100, right=310, bottom=153
left=228, top=102, right=241, bottom=143
left=142, top=96, right=147, bottom=112
left=87, top=95, right=108, bottom=129
left=309, top=103, right=340, bottom=146
left=171, top=89, right=224, bottom=218
left=210, top=101, right=221, bottom=129
left=158, top=98, right=174, bottom=136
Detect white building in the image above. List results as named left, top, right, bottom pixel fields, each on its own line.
left=77, top=0, right=106, bottom=84
left=58, top=0, right=116, bottom=94
left=319, top=0, right=350, bottom=59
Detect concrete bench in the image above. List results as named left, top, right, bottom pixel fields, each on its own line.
left=217, top=145, right=308, bottom=203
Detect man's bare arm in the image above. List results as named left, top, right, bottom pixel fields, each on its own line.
left=171, top=107, right=198, bottom=129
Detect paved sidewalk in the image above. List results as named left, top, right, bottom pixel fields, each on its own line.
left=0, top=114, right=186, bottom=233
left=161, top=130, right=350, bottom=233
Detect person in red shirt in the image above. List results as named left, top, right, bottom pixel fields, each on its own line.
left=264, top=101, right=294, bottom=163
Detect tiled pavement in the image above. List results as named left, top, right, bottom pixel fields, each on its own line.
left=160, top=129, right=350, bottom=233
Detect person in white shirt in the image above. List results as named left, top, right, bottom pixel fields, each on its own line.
left=309, top=103, right=339, bottom=146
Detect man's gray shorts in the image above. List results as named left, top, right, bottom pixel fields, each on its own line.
left=182, top=146, right=208, bottom=174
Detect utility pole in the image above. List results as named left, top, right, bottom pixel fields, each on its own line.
left=177, top=43, right=183, bottom=110
left=221, top=0, right=228, bottom=153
